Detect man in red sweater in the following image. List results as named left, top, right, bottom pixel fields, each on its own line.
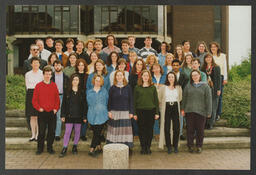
left=32, top=66, right=60, bottom=155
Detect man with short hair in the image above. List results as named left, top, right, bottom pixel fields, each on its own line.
left=64, top=38, right=75, bottom=56
left=191, top=58, right=207, bottom=82
left=119, top=39, right=130, bottom=62
left=138, top=36, right=158, bottom=62
left=32, top=66, right=60, bottom=155
left=45, top=36, right=55, bottom=53
left=182, top=40, right=196, bottom=57
left=172, top=59, right=189, bottom=140
left=128, top=36, right=139, bottom=55
left=94, top=39, right=108, bottom=63
left=29, top=39, right=51, bottom=62
left=51, top=60, right=69, bottom=141
left=23, top=44, right=47, bottom=74
left=55, top=39, right=69, bottom=67
left=75, top=40, right=89, bottom=64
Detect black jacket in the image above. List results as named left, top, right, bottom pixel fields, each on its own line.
left=128, top=73, right=138, bottom=92
left=23, top=58, right=47, bottom=74
left=177, top=71, right=189, bottom=90
left=51, top=72, right=69, bottom=95
left=61, top=90, right=88, bottom=120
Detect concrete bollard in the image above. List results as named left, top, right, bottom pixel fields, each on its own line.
left=103, top=143, right=129, bottom=169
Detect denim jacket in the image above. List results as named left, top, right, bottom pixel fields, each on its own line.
left=86, top=73, right=110, bottom=92
left=86, top=87, right=109, bottom=125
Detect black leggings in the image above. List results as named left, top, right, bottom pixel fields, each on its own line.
left=164, top=102, right=180, bottom=148
left=136, top=108, right=155, bottom=149
left=90, top=124, right=105, bottom=148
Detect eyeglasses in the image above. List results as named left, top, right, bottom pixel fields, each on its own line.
left=32, top=49, right=39, bottom=51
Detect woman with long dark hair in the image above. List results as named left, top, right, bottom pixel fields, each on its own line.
left=209, top=41, right=228, bottom=121
left=133, top=70, right=159, bottom=155
left=106, top=51, right=120, bottom=74
left=158, top=72, right=182, bottom=154
left=59, top=73, right=87, bottom=157
left=195, top=41, right=209, bottom=66
left=181, top=70, right=212, bottom=153
left=174, top=44, right=185, bottom=63
left=201, top=53, right=221, bottom=129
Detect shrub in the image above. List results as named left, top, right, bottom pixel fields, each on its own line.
left=6, top=75, right=26, bottom=110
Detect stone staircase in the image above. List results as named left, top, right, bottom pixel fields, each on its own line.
left=5, top=110, right=250, bottom=152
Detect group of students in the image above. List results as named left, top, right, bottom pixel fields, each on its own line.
left=24, top=34, right=228, bottom=157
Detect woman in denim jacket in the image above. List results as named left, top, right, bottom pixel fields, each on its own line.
left=87, top=74, right=109, bottom=157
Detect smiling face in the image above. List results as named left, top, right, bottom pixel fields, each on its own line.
left=185, top=55, right=192, bottom=65
left=66, top=41, right=74, bottom=50
left=30, top=46, right=39, bottom=57
left=192, top=60, right=200, bottom=70
left=46, top=38, right=54, bottom=48
left=36, top=40, right=44, bottom=52
left=205, top=55, right=213, bottom=65
left=176, top=46, right=183, bottom=55
left=111, top=53, right=118, bottom=63
left=69, top=55, right=77, bottom=66
left=55, top=43, right=63, bottom=53
left=191, top=71, right=201, bottom=83
left=43, top=71, right=52, bottom=82
left=54, top=63, right=62, bottom=72
left=168, top=73, right=175, bottom=85
left=76, top=42, right=84, bottom=52
left=129, top=52, right=137, bottom=63
left=198, top=43, right=205, bottom=53
left=116, top=71, right=124, bottom=83
left=31, top=60, right=40, bottom=70
left=210, top=44, right=218, bottom=54
left=78, top=62, right=85, bottom=72
left=94, top=41, right=103, bottom=51
left=96, top=62, right=104, bottom=72
left=90, top=52, right=98, bottom=63
left=50, top=55, right=57, bottom=65
left=128, top=37, right=135, bottom=47
left=87, top=42, right=94, bottom=51
left=118, top=62, right=126, bottom=71
left=161, top=43, right=167, bottom=52
left=166, top=55, right=173, bottom=65
left=135, top=60, right=143, bottom=72
left=183, top=42, right=190, bottom=51
left=152, top=65, right=160, bottom=74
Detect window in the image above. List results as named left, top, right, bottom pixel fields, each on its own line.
left=214, top=6, right=222, bottom=45
left=9, top=5, right=79, bottom=34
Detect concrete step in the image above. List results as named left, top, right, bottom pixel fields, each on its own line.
left=5, top=126, right=250, bottom=138
left=5, top=136, right=250, bottom=151
left=5, top=116, right=228, bottom=128
left=5, top=110, right=25, bottom=118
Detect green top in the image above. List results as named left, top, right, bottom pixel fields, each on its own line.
left=63, top=66, right=76, bottom=78
left=182, top=67, right=192, bottom=78
left=133, top=85, right=159, bottom=115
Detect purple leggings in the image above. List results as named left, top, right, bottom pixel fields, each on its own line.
left=63, top=123, right=81, bottom=147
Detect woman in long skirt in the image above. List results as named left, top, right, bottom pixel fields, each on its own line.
left=107, top=70, right=134, bottom=154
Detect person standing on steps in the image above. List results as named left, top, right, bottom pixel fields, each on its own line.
left=51, top=60, right=69, bottom=141
left=181, top=70, right=212, bottom=154
left=133, top=70, right=160, bottom=155
left=25, top=57, right=43, bottom=142
left=59, top=74, right=87, bottom=157
left=32, top=66, right=60, bottom=155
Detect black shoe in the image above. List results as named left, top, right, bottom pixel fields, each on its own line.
left=140, top=147, right=146, bottom=155
left=88, top=151, right=97, bottom=157
left=208, top=125, right=213, bottom=130
left=29, top=138, right=35, bottom=142
left=35, top=150, right=42, bottom=155
left=188, top=147, right=194, bottom=153
left=146, top=147, right=152, bottom=155
left=196, top=147, right=202, bottom=153
left=72, top=145, right=78, bottom=154
left=174, top=147, right=179, bottom=153
left=80, top=136, right=87, bottom=141
left=216, top=115, right=220, bottom=121
left=95, top=149, right=103, bottom=154
left=55, top=136, right=61, bottom=141
left=180, top=135, right=186, bottom=140
left=47, top=149, right=55, bottom=154
left=59, top=147, right=67, bottom=158
left=167, top=147, right=172, bottom=154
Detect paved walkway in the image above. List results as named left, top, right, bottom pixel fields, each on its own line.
left=6, top=149, right=250, bottom=169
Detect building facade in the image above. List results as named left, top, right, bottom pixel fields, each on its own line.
left=6, top=5, right=228, bottom=74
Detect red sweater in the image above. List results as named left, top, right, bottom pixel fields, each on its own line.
left=32, top=81, right=60, bottom=112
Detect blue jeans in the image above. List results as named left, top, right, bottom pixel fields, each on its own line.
left=153, top=119, right=160, bottom=135
left=55, top=95, right=63, bottom=137
left=207, top=95, right=219, bottom=127
left=80, top=122, right=88, bottom=137
left=217, top=76, right=224, bottom=116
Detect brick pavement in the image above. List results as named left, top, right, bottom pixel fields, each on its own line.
left=5, top=149, right=250, bottom=170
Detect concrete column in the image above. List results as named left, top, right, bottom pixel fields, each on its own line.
left=103, top=143, right=129, bottom=169
left=6, top=36, right=16, bottom=75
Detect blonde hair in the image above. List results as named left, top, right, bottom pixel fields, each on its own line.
left=92, top=74, right=104, bottom=86
left=146, top=55, right=158, bottom=65
left=113, top=70, right=128, bottom=86
left=164, top=53, right=175, bottom=66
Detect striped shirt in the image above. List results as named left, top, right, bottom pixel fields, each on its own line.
left=138, top=47, right=158, bottom=61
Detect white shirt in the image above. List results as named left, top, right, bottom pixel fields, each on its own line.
left=64, top=50, right=75, bottom=56
left=28, top=49, right=51, bottom=62
left=166, top=65, right=172, bottom=73
left=25, top=70, right=43, bottom=90
left=176, top=72, right=180, bottom=81
left=109, top=70, right=129, bottom=86
left=213, top=53, right=228, bottom=81
left=165, top=86, right=178, bottom=102
left=154, top=75, right=161, bottom=84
